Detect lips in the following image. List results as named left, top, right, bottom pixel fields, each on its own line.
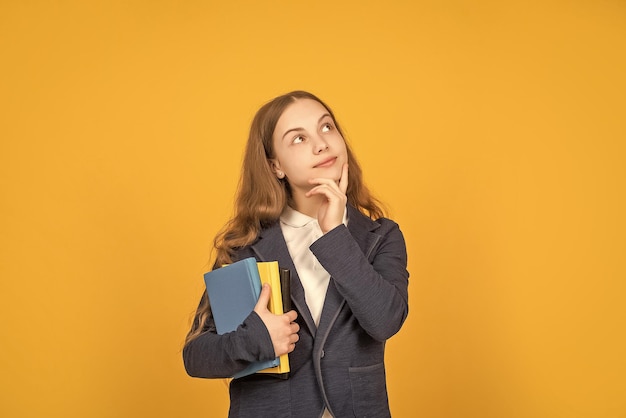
left=314, top=157, right=337, bottom=168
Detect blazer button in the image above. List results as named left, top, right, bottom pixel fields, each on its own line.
left=320, top=350, right=325, bottom=358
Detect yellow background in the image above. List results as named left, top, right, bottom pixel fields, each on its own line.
left=1, top=1, right=624, bottom=417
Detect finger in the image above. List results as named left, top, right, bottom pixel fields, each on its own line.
left=254, top=283, right=271, bottom=313
left=305, top=184, right=342, bottom=199
left=339, top=163, right=349, bottom=194
left=285, top=309, right=298, bottom=322
left=290, top=321, right=300, bottom=334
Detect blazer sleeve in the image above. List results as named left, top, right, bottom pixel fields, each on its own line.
left=309, top=220, right=409, bottom=341
left=182, top=291, right=277, bottom=378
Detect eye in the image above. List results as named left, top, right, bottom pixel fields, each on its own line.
left=292, top=135, right=305, bottom=144
left=321, top=123, right=333, bottom=133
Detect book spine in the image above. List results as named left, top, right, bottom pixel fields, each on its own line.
left=280, top=268, right=291, bottom=312
left=246, top=258, right=262, bottom=299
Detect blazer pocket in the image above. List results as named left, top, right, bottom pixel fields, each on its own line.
left=348, top=363, right=391, bottom=418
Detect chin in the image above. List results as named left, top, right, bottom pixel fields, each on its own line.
left=329, top=168, right=342, bottom=181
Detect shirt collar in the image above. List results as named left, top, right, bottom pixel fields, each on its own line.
left=279, top=205, right=349, bottom=228
left=280, top=205, right=316, bottom=228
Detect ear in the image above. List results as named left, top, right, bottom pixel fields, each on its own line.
left=269, top=159, right=285, bottom=179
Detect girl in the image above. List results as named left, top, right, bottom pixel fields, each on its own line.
left=183, top=91, right=409, bottom=418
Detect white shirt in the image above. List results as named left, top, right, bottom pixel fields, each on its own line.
left=280, top=206, right=330, bottom=326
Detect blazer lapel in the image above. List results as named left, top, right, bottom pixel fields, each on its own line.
left=345, top=205, right=383, bottom=262
left=250, top=223, right=317, bottom=336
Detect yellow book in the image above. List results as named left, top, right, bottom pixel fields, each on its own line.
left=256, top=261, right=290, bottom=376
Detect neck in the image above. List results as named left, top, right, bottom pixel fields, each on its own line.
left=289, top=189, right=323, bottom=219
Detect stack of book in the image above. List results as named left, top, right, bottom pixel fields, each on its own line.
left=203, top=257, right=291, bottom=379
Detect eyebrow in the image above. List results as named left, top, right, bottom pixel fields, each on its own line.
left=281, top=113, right=332, bottom=141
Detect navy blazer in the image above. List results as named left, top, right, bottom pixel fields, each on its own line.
left=184, top=206, right=409, bottom=417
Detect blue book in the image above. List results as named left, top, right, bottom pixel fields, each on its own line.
left=203, top=257, right=280, bottom=379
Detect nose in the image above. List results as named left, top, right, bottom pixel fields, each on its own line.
left=312, top=135, right=329, bottom=154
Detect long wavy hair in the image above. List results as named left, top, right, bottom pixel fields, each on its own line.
left=185, top=90, right=385, bottom=345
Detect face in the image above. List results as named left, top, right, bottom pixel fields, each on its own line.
left=270, top=98, right=348, bottom=192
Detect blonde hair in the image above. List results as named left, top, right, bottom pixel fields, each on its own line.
left=185, top=91, right=385, bottom=345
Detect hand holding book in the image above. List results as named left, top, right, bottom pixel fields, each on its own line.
left=254, top=283, right=300, bottom=357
